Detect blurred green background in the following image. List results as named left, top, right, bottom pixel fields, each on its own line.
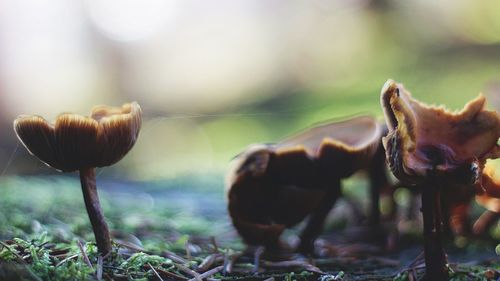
left=0, top=0, right=499, bottom=180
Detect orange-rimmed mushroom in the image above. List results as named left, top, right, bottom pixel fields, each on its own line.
left=473, top=160, right=500, bottom=235
left=227, top=116, right=385, bottom=254
left=381, top=79, right=500, bottom=281
left=14, top=102, right=142, bottom=255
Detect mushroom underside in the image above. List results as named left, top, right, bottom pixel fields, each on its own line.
left=14, top=102, right=141, bottom=171
left=381, top=81, right=500, bottom=182
left=228, top=177, right=325, bottom=246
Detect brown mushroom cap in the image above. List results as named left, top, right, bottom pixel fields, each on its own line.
left=227, top=116, right=382, bottom=245
left=274, top=115, right=382, bottom=181
left=228, top=116, right=382, bottom=188
left=14, top=102, right=142, bottom=172
left=381, top=79, right=500, bottom=184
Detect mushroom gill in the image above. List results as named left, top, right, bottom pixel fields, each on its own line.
left=14, top=102, right=141, bottom=172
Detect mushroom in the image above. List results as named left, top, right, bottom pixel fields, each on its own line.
left=13, top=102, right=142, bottom=255
left=473, top=160, right=500, bottom=235
left=380, top=79, right=500, bottom=280
left=226, top=115, right=385, bottom=254
left=479, top=159, right=500, bottom=198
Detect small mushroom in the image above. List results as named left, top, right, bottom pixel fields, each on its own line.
left=479, top=159, right=500, bottom=198
left=14, top=102, right=142, bottom=255
left=226, top=116, right=384, bottom=254
left=380, top=79, right=500, bottom=281
left=473, top=160, right=500, bottom=235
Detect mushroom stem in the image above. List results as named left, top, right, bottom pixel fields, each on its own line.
left=421, top=181, right=448, bottom=281
left=297, top=179, right=341, bottom=254
left=79, top=167, right=112, bottom=255
left=368, top=146, right=389, bottom=226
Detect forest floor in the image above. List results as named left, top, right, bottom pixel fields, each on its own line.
left=0, top=175, right=498, bottom=281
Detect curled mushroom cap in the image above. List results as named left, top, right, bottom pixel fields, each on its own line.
left=274, top=115, right=383, bottom=181
left=227, top=116, right=383, bottom=246
left=14, top=102, right=142, bottom=172
left=381, top=80, right=500, bottom=184
left=229, top=116, right=383, bottom=189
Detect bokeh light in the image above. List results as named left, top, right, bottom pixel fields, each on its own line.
left=86, top=0, right=177, bottom=42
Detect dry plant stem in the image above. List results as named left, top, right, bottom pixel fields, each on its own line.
left=421, top=180, right=448, bottom=281
left=189, top=266, right=224, bottom=281
left=77, top=240, right=94, bottom=269
left=298, top=179, right=341, bottom=254
left=80, top=167, right=112, bottom=255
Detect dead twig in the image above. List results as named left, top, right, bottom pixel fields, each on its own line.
left=197, top=253, right=222, bottom=272
left=395, top=251, right=425, bottom=277
left=115, top=240, right=145, bottom=252
left=177, top=264, right=202, bottom=281
left=96, top=256, right=103, bottom=281
left=115, top=240, right=188, bottom=265
left=407, top=251, right=424, bottom=268
left=253, top=246, right=265, bottom=273
left=409, top=268, right=416, bottom=281
left=0, top=241, right=43, bottom=281
left=55, top=254, right=79, bottom=267
left=185, top=241, right=192, bottom=261
left=148, top=262, right=165, bottom=281
left=304, top=264, right=324, bottom=274
left=188, top=265, right=224, bottom=281
left=0, top=241, right=26, bottom=264
left=163, top=250, right=189, bottom=264
left=77, top=240, right=93, bottom=270
left=223, top=250, right=241, bottom=275
left=261, top=260, right=323, bottom=274
left=145, top=265, right=188, bottom=281
left=210, top=236, right=219, bottom=253
left=396, top=262, right=426, bottom=278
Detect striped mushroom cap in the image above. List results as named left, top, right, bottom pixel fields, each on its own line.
left=226, top=116, right=382, bottom=245
left=381, top=79, right=500, bottom=185
left=14, top=102, right=142, bottom=172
